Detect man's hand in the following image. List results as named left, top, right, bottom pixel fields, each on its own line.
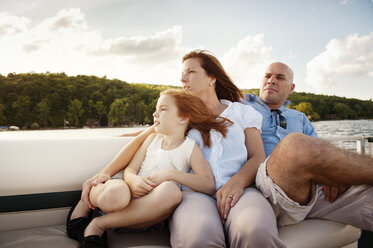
left=82, top=173, right=111, bottom=209
left=147, top=170, right=171, bottom=186
left=127, top=175, right=156, bottom=198
left=321, top=185, right=348, bottom=203
left=216, top=180, right=244, bottom=224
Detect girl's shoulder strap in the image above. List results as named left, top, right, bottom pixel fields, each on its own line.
left=183, top=136, right=196, bottom=158
left=147, top=133, right=164, bottom=150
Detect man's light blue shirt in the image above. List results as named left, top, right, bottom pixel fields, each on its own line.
left=243, top=93, right=317, bottom=157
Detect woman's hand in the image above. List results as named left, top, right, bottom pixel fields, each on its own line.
left=147, top=170, right=172, bottom=186
left=127, top=175, right=156, bottom=198
left=81, top=173, right=111, bottom=209
left=216, top=179, right=244, bottom=223
left=215, top=127, right=265, bottom=222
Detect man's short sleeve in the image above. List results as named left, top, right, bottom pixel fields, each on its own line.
left=303, top=114, right=317, bottom=137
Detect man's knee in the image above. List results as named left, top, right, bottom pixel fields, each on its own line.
left=280, top=133, right=321, bottom=162
left=271, top=133, right=323, bottom=174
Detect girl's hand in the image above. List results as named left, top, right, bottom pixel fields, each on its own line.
left=82, top=173, right=111, bottom=209
left=147, top=170, right=172, bottom=185
left=216, top=179, right=244, bottom=223
left=127, top=175, right=156, bottom=198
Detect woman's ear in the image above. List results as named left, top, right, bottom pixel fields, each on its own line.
left=209, top=76, right=216, bottom=86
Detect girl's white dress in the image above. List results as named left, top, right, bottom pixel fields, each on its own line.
left=137, top=134, right=195, bottom=188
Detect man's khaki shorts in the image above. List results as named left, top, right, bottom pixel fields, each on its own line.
left=256, top=157, right=373, bottom=231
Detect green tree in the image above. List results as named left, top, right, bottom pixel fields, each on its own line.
left=0, top=103, right=6, bottom=125
left=94, top=101, right=107, bottom=125
left=12, top=95, right=31, bottom=127
left=36, top=98, right=50, bottom=127
left=294, top=102, right=320, bottom=121
left=2, top=72, right=373, bottom=128
left=87, top=99, right=95, bottom=118
left=334, top=103, right=354, bottom=119
left=295, top=102, right=313, bottom=116
left=108, top=98, right=128, bottom=126
left=143, top=98, right=157, bottom=124
left=67, top=99, right=84, bottom=127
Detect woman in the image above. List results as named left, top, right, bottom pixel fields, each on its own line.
left=169, top=50, right=284, bottom=248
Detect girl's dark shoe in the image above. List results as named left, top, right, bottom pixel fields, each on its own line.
left=66, top=197, right=92, bottom=241
left=80, top=235, right=107, bottom=248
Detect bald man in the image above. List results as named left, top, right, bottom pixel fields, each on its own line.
left=241, top=62, right=373, bottom=244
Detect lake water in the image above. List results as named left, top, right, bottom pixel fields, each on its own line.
left=312, top=119, right=373, bottom=151
left=1, top=120, right=373, bottom=153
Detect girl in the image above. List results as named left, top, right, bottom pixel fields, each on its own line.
left=68, top=89, right=232, bottom=248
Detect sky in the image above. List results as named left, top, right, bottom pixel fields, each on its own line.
left=0, top=0, right=372, bottom=100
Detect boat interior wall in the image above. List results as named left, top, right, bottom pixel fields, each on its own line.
left=0, top=137, right=361, bottom=248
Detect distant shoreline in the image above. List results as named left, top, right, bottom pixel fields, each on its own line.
left=0, top=125, right=149, bottom=132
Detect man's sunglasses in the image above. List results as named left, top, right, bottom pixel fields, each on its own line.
left=271, top=109, right=287, bottom=129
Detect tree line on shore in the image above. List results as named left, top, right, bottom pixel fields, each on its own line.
left=0, top=72, right=372, bottom=129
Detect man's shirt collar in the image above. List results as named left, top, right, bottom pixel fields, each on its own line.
left=244, top=93, right=291, bottom=111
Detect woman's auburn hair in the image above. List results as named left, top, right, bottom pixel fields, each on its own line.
left=182, top=49, right=243, bottom=102
left=161, top=89, right=233, bottom=147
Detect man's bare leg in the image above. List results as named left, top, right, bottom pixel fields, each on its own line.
left=267, top=133, right=373, bottom=205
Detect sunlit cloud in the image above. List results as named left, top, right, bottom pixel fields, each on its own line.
left=0, top=8, right=188, bottom=85
left=305, top=33, right=373, bottom=90
left=91, top=26, right=182, bottom=56
left=0, top=8, right=275, bottom=89
left=221, top=34, right=273, bottom=89
left=0, top=12, right=30, bottom=36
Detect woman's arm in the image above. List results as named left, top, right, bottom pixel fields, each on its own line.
left=81, top=125, right=155, bottom=208
left=118, top=129, right=144, bottom=137
left=216, top=127, right=265, bottom=221
left=124, top=133, right=157, bottom=198
left=148, top=144, right=215, bottom=195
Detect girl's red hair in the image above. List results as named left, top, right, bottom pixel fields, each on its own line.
left=161, top=89, right=232, bottom=147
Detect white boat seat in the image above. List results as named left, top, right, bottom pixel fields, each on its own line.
left=0, top=137, right=361, bottom=248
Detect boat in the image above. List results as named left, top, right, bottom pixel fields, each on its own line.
left=0, top=136, right=366, bottom=248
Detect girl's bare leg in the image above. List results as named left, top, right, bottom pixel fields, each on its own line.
left=70, top=200, right=90, bottom=220
left=84, top=181, right=182, bottom=237
left=90, top=179, right=131, bottom=213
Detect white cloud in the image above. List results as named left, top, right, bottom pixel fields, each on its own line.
left=44, top=8, right=87, bottom=31
left=0, top=12, right=30, bottom=36
left=305, top=33, right=373, bottom=90
left=0, top=8, right=188, bottom=85
left=221, top=34, right=273, bottom=89
left=92, top=26, right=182, bottom=56
left=0, top=8, right=274, bottom=89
